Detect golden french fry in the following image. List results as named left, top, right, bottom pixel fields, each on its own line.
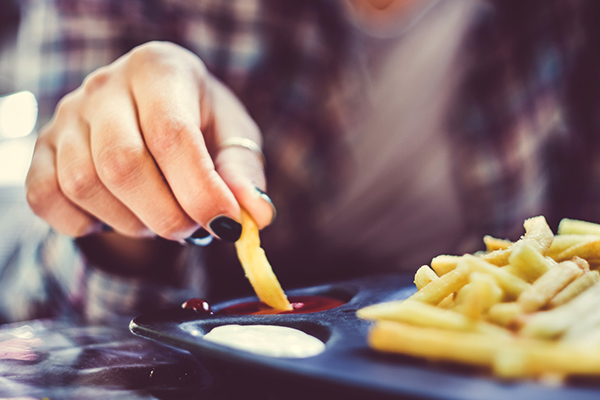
left=368, top=321, right=512, bottom=367
left=481, top=216, right=554, bottom=266
left=521, top=281, right=600, bottom=339
left=414, top=265, right=438, bottom=290
left=430, top=255, right=461, bottom=276
left=437, top=293, right=455, bottom=309
left=556, top=239, right=600, bottom=262
left=407, top=266, right=469, bottom=305
left=235, top=209, right=292, bottom=311
left=461, top=255, right=530, bottom=299
left=508, top=242, right=553, bottom=283
left=484, top=235, right=513, bottom=252
left=358, top=300, right=509, bottom=336
left=487, top=302, right=523, bottom=327
left=456, top=272, right=503, bottom=318
left=547, top=234, right=600, bottom=260
left=558, top=218, right=600, bottom=236
left=517, top=261, right=582, bottom=313
left=548, top=270, right=600, bottom=308
left=370, top=321, right=600, bottom=379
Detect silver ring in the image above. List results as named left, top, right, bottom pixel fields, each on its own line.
left=218, top=137, right=265, bottom=167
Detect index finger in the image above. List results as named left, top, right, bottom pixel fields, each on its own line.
left=128, top=45, right=242, bottom=241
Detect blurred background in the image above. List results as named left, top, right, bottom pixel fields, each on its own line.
left=0, top=0, right=40, bottom=279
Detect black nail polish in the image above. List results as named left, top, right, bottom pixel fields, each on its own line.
left=185, top=227, right=214, bottom=246
left=100, top=223, right=114, bottom=233
left=209, top=216, right=242, bottom=242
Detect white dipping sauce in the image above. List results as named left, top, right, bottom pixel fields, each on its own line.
left=203, top=324, right=326, bottom=358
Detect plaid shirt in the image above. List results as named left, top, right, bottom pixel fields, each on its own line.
left=4, top=0, right=600, bottom=323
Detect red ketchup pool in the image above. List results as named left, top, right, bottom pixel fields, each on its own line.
left=216, top=296, right=345, bottom=315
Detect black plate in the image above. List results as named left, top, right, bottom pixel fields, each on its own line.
left=130, top=274, right=600, bottom=400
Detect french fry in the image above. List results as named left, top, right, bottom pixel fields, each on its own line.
left=235, top=209, right=292, bottom=311
left=369, top=321, right=511, bottom=367
left=547, top=234, right=600, bottom=260
left=414, top=265, right=438, bottom=290
left=358, top=300, right=509, bottom=336
left=521, top=282, right=600, bottom=339
left=370, top=321, right=600, bottom=379
left=437, top=293, right=455, bottom=309
left=484, top=235, right=513, bottom=251
left=407, top=266, right=470, bottom=305
left=461, top=255, right=530, bottom=299
left=508, top=242, right=553, bottom=283
left=556, top=239, right=600, bottom=262
left=548, top=270, right=600, bottom=308
left=481, top=216, right=554, bottom=266
left=430, top=255, right=461, bottom=276
left=487, top=302, right=523, bottom=327
left=517, top=261, right=582, bottom=313
left=558, top=218, right=600, bottom=236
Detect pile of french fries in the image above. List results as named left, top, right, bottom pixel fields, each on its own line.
left=358, top=216, right=600, bottom=381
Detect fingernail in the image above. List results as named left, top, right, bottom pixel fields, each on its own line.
left=185, top=227, right=214, bottom=246
left=256, top=187, right=277, bottom=224
left=209, top=216, right=242, bottom=242
left=100, top=223, right=114, bottom=233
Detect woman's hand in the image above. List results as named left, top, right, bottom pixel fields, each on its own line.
left=25, top=41, right=274, bottom=243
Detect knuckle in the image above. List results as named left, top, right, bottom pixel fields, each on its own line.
left=95, top=144, right=145, bottom=188
left=82, top=66, right=111, bottom=95
left=26, top=177, right=60, bottom=216
left=144, top=116, right=191, bottom=155
left=152, top=213, right=192, bottom=240
left=58, top=164, right=98, bottom=201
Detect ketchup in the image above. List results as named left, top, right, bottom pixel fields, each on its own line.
left=181, top=298, right=213, bottom=315
left=216, top=296, right=345, bottom=315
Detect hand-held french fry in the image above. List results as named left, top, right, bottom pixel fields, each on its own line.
left=235, top=209, right=292, bottom=311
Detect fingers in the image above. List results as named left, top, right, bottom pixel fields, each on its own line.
left=25, top=137, right=99, bottom=237
left=128, top=43, right=243, bottom=240
left=85, top=81, right=199, bottom=240
left=54, top=116, right=152, bottom=238
left=210, top=79, right=276, bottom=230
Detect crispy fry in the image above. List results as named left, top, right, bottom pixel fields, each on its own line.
left=456, top=272, right=503, bottom=318
left=487, top=302, right=523, bottom=327
left=558, top=218, right=600, bottom=236
left=461, top=255, right=530, bottom=299
left=235, top=209, right=292, bottom=311
left=547, top=234, right=600, bottom=260
left=358, top=300, right=509, bottom=336
left=437, top=293, right=455, bottom=309
left=430, top=255, right=461, bottom=276
left=508, top=242, right=553, bottom=283
left=414, top=265, right=438, bottom=290
left=370, top=321, right=600, bottom=379
left=517, top=261, right=582, bottom=313
left=548, top=270, right=600, bottom=308
left=484, top=235, right=513, bottom=252
left=521, top=282, right=600, bottom=339
left=556, top=239, right=600, bottom=262
left=407, top=266, right=469, bottom=305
